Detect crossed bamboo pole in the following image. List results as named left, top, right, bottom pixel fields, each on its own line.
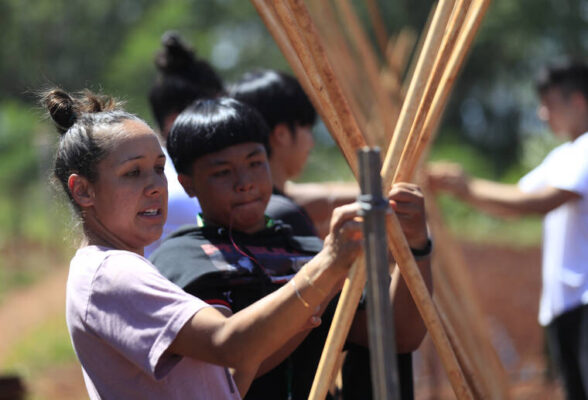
left=251, top=0, right=480, bottom=399
left=250, top=0, right=501, bottom=398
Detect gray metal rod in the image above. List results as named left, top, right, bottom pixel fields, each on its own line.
left=358, top=147, right=400, bottom=400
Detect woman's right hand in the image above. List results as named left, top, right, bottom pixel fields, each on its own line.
left=321, top=202, right=363, bottom=272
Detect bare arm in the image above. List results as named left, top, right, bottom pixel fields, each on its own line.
left=348, top=183, right=432, bottom=353
left=285, top=181, right=359, bottom=238
left=428, top=162, right=581, bottom=217
left=168, top=203, right=362, bottom=396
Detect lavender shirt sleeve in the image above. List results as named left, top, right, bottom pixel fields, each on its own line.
left=84, top=252, right=209, bottom=379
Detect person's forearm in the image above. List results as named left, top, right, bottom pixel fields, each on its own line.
left=392, top=256, right=432, bottom=352
left=173, top=248, right=349, bottom=374
left=463, top=179, right=547, bottom=216
left=285, top=181, right=359, bottom=238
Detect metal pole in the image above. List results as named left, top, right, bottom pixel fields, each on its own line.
left=358, top=147, right=400, bottom=400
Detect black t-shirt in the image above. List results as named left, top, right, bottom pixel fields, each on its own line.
left=150, top=221, right=332, bottom=399
left=266, top=188, right=318, bottom=237
left=150, top=220, right=413, bottom=399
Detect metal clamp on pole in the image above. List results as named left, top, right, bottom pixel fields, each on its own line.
left=358, top=147, right=400, bottom=400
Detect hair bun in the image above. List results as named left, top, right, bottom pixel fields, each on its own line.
left=155, top=30, right=198, bottom=76
left=41, top=88, right=121, bottom=135
left=42, top=89, right=78, bottom=135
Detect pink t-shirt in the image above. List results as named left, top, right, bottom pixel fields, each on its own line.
left=65, top=245, right=240, bottom=399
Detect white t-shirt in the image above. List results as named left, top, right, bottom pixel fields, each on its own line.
left=519, top=132, right=588, bottom=326
left=145, top=147, right=201, bottom=258
left=66, top=245, right=240, bottom=399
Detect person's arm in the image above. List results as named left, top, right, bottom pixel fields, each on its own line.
left=427, top=162, right=581, bottom=217
left=168, top=203, right=362, bottom=397
left=348, top=183, right=432, bottom=353
left=285, top=181, right=359, bottom=238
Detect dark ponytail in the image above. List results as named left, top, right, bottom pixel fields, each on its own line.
left=149, top=31, right=225, bottom=133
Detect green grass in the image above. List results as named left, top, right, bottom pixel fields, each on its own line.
left=2, top=313, right=76, bottom=376
left=436, top=195, right=543, bottom=247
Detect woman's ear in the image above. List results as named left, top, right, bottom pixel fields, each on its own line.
left=178, top=173, right=196, bottom=197
left=68, top=174, right=94, bottom=208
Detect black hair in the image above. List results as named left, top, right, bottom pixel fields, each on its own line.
left=536, top=58, right=588, bottom=100
left=149, top=31, right=225, bottom=132
left=42, top=88, right=141, bottom=211
left=228, top=69, right=316, bottom=133
left=167, top=97, right=271, bottom=175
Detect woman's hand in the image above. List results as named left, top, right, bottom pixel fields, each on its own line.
left=321, top=202, right=363, bottom=271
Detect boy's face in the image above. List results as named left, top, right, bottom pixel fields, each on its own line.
left=272, top=124, right=314, bottom=179
left=181, top=142, right=272, bottom=234
left=289, top=124, right=314, bottom=177
left=538, top=87, right=585, bottom=139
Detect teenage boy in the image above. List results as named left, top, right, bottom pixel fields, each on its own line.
left=428, top=60, right=588, bottom=400
left=229, top=69, right=320, bottom=236
left=230, top=70, right=412, bottom=399
left=150, top=97, right=432, bottom=400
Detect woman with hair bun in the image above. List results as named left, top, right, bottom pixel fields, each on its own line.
left=46, top=88, right=362, bottom=399
left=145, top=31, right=225, bottom=256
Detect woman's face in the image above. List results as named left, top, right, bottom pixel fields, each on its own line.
left=87, top=119, right=168, bottom=252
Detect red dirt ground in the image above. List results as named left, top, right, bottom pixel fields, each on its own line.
left=413, top=241, right=565, bottom=399
left=0, top=240, right=565, bottom=399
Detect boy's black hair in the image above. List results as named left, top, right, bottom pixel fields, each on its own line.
left=167, top=97, right=271, bottom=175
left=536, top=58, right=588, bottom=100
left=228, top=69, right=316, bottom=133
left=149, top=31, right=224, bottom=132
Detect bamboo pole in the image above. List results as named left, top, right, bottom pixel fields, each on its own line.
left=392, top=0, right=474, bottom=184
left=250, top=1, right=479, bottom=399
left=397, top=0, right=492, bottom=181
left=428, top=189, right=511, bottom=399
left=381, top=0, right=456, bottom=188
left=366, top=0, right=389, bottom=57
left=282, top=0, right=472, bottom=397
left=333, top=0, right=397, bottom=143
left=438, top=300, right=488, bottom=399
left=387, top=28, right=417, bottom=86
left=308, top=257, right=367, bottom=400
left=250, top=1, right=339, bottom=144
left=274, top=0, right=367, bottom=172
left=309, top=0, right=372, bottom=139
left=384, top=214, right=472, bottom=399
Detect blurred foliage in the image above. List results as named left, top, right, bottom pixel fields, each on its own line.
left=2, top=0, right=586, bottom=259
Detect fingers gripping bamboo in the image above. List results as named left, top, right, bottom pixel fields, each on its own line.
left=308, top=257, right=366, bottom=400
left=381, top=0, right=456, bottom=188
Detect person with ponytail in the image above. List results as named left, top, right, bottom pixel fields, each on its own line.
left=47, top=88, right=365, bottom=399
left=150, top=96, right=432, bottom=400
left=145, top=31, right=225, bottom=256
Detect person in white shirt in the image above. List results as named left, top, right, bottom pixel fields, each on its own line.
left=428, top=59, right=588, bottom=400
